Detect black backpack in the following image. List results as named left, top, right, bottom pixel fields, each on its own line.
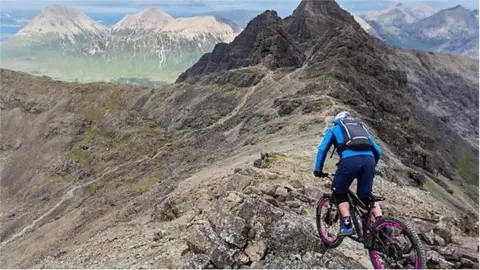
left=337, top=118, right=372, bottom=151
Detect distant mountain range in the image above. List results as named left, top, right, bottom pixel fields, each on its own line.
left=0, top=4, right=242, bottom=83
left=362, top=3, right=479, bottom=58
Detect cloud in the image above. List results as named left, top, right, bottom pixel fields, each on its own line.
left=70, top=4, right=142, bottom=14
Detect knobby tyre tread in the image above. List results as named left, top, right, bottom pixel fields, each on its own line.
left=368, top=216, right=427, bottom=269
left=316, top=194, right=343, bottom=248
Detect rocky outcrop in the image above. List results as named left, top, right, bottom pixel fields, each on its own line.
left=183, top=187, right=364, bottom=269
left=283, top=0, right=361, bottom=49
left=176, top=10, right=305, bottom=84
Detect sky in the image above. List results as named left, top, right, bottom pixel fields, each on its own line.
left=1, top=0, right=478, bottom=17
left=0, top=0, right=478, bottom=40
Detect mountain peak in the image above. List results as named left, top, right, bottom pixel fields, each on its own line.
left=160, top=15, right=241, bottom=41
left=113, top=8, right=173, bottom=33
left=285, top=0, right=358, bottom=47
left=138, top=8, right=173, bottom=20
left=15, top=4, right=107, bottom=41
left=44, top=4, right=80, bottom=16
left=176, top=10, right=305, bottom=83
left=364, top=2, right=438, bottom=24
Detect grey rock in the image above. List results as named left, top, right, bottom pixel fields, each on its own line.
left=460, top=257, right=477, bottom=269
left=226, top=192, right=244, bottom=204
left=274, top=99, right=302, bottom=116
left=188, top=254, right=212, bottom=269
left=286, top=200, right=302, bottom=208
left=263, top=194, right=280, bottom=207
left=289, top=254, right=302, bottom=261
left=153, top=230, right=166, bottom=241
left=265, top=185, right=279, bottom=197
left=426, top=249, right=451, bottom=269
left=435, top=246, right=461, bottom=261
left=433, top=234, right=446, bottom=246
left=228, top=174, right=253, bottom=192
left=268, top=214, right=320, bottom=256
left=219, top=216, right=249, bottom=248
left=234, top=197, right=284, bottom=226
left=420, top=230, right=435, bottom=245
left=243, top=186, right=261, bottom=195
left=274, top=186, right=288, bottom=198
left=434, top=219, right=454, bottom=244
left=210, top=246, right=236, bottom=268
left=250, top=260, right=264, bottom=269
left=232, top=250, right=250, bottom=265
left=245, top=240, right=267, bottom=262
left=292, top=207, right=302, bottom=215
left=302, top=252, right=313, bottom=263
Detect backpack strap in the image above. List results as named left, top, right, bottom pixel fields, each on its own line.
left=330, top=145, right=336, bottom=158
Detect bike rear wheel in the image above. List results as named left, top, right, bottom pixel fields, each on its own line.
left=368, top=217, right=426, bottom=269
left=316, top=195, right=343, bottom=248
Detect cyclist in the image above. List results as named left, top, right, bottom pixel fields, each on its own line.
left=313, top=111, right=383, bottom=236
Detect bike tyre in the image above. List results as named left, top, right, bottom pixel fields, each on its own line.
left=368, top=216, right=427, bottom=269
left=316, top=195, right=343, bottom=248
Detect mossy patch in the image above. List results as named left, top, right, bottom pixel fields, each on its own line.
left=457, top=153, right=479, bottom=186
left=166, top=139, right=187, bottom=149
left=105, top=93, right=124, bottom=112
left=85, top=182, right=100, bottom=197
left=62, top=126, right=100, bottom=165
left=132, top=174, right=158, bottom=194
left=79, top=107, right=105, bottom=121
left=141, top=120, right=164, bottom=138
left=84, top=127, right=99, bottom=141
left=246, top=67, right=259, bottom=74
left=63, top=147, right=88, bottom=165
left=254, top=152, right=283, bottom=168
left=110, top=140, right=121, bottom=149
left=42, top=173, right=64, bottom=186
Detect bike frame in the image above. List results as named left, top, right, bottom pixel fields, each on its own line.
left=326, top=173, right=387, bottom=250
left=346, top=190, right=375, bottom=244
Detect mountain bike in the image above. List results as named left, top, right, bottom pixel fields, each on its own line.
left=315, top=173, right=426, bottom=269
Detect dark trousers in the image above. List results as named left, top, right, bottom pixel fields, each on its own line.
left=332, top=155, right=376, bottom=200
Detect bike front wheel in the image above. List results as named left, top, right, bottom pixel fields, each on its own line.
left=368, top=217, right=426, bottom=269
left=316, top=194, right=343, bottom=248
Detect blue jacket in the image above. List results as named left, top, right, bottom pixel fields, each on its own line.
left=314, top=119, right=383, bottom=172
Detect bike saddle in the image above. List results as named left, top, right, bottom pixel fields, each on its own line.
left=370, top=194, right=385, bottom=202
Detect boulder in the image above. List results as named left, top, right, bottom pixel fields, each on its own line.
left=420, top=230, right=435, bottom=245
left=219, top=216, right=250, bottom=249
left=433, top=218, right=454, bottom=244
left=210, top=246, right=236, bottom=268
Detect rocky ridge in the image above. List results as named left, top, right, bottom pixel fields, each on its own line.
left=0, top=0, right=478, bottom=268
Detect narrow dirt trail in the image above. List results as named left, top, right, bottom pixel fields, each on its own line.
left=0, top=151, right=164, bottom=249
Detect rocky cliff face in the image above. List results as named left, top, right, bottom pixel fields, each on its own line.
left=176, top=10, right=305, bottom=84
left=1, top=0, right=478, bottom=268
